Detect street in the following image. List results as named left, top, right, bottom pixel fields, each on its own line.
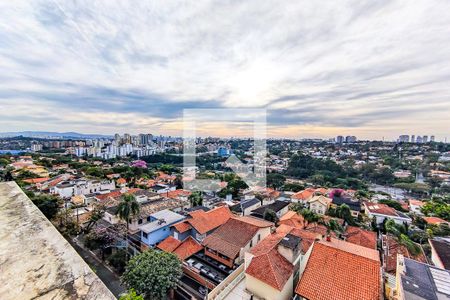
left=68, top=237, right=126, bottom=298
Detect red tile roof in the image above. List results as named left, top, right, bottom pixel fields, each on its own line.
left=292, top=188, right=315, bottom=200
left=157, top=236, right=181, bottom=252
left=295, top=239, right=381, bottom=300
left=116, top=178, right=126, bottom=184
left=382, top=234, right=427, bottom=274
left=187, top=206, right=233, bottom=234
left=22, top=177, right=50, bottom=184
left=409, top=199, right=425, bottom=207
left=364, top=202, right=398, bottom=216
left=246, top=249, right=293, bottom=291
left=172, top=221, right=192, bottom=233
left=202, top=217, right=271, bottom=259
left=173, top=236, right=203, bottom=260
left=157, top=236, right=203, bottom=260
left=279, top=211, right=305, bottom=229
left=166, top=189, right=192, bottom=199
left=423, top=216, right=449, bottom=225
left=345, top=226, right=377, bottom=250
left=304, top=223, right=337, bottom=238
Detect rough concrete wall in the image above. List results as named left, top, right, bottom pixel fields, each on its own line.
left=0, top=181, right=116, bottom=300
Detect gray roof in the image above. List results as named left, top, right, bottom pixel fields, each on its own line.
left=230, top=198, right=260, bottom=213
left=139, top=209, right=185, bottom=233
left=401, top=257, right=450, bottom=300
left=0, top=182, right=115, bottom=300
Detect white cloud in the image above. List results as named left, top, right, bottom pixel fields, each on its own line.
left=0, top=0, right=449, bottom=140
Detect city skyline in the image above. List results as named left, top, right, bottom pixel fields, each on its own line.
left=1, top=1, right=450, bottom=140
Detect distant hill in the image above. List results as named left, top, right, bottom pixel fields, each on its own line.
left=0, top=131, right=112, bottom=139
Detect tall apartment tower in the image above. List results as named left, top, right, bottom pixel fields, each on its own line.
left=423, top=135, right=428, bottom=143
left=411, top=135, right=415, bottom=143
left=336, top=136, right=344, bottom=144
left=430, top=135, right=435, bottom=142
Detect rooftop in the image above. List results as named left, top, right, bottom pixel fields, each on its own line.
left=0, top=182, right=115, bottom=300
left=345, top=226, right=377, bottom=250
left=250, top=200, right=289, bottom=217
left=429, top=237, right=450, bottom=270
left=400, top=257, right=450, bottom=300
left=295, top=238, right=381, bottom=300
left=139, top=209, right=185, bottom=233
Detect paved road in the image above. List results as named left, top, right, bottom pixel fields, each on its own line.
left=68, top=238, right=126, bottom=298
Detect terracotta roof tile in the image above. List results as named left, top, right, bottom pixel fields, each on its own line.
left=295, top=239, right=381, bottom=300
left=187, top=206, right=233, bottom=234
left=423, top=216, right=449, bottom=225
left=172, top=221, right=192, bottom=233
left=382, top=234, right=427, bottom=274
left=279, top=211, right=305, bottom=229
left=246, top=249, right=293, bottom=291
left=157, top=236, right=181, bottom=252
left=173, top=236, right=203, bottom=260
left=202, top=217, right=268, bottom=259
left=345, top=226, right=377, bottom=250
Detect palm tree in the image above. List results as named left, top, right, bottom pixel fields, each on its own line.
left=117, top=193, right=140, bottom=260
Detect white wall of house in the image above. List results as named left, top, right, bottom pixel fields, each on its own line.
left=245, top=273, right=294, bottom=300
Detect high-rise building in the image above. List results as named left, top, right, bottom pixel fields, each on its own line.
left=411, top=135, right=415, bottom=143
left=423, top=135, right=428, bottom=143
left=345, top=136, right=357, bottom=143
left=123, top=133, right=131, bottom=144
left=399, top=135, right=409, bottom=143
left=114, top=133, right=121, bottom=143
left=336, top=136, right=344, bottom=144
left=416, top=136, right=423, bottom=143
left=430, top=135, right=435, bottom=142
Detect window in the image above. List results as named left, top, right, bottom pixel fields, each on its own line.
left=250, top=240, right=253, bottom=247
left=138, top=219, right=143, bottom=224
left=142, top=232, right=148, bottom=239
left=257, top=234, right=261, bottom=242
left=147, top=216, right=151, bottom=222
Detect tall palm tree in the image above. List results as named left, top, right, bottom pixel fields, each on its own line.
left=117, top=193, right=140, bottom=259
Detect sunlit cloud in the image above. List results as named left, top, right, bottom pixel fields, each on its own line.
left=0, top=0, right=449, bottom=140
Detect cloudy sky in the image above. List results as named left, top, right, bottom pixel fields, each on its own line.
left=1, top=1, right=449, bottom=140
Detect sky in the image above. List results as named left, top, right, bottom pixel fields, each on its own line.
left=0, top=1, right=449, bottom=141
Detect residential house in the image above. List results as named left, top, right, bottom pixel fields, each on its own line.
left=230, top=198, right=261, bottom=216
left=51, top=179, right=115, bottom=199
left=244, top=229, right=302, bottom=300
left=278, top=211, right=306, bottom=229
left=171, top=206, right=233, bottom=242
left=291, top=188, right=315, bottom=204
left=294, top=238, right=381, bottom=300
left=364, top=202, right=412, bottom=226
left=381, top=234, right=427, bottom=275
left=307, top=195, right=332, bottom=215
left=157, top=236, right=203, bottom=261
left=395, top=255, right=450, bottom=300
left=344, top=226, right=377, bottom=250
left=250, top=200, right=289, bottom=219
left=202, top=216, right=273, bottom=268
left=423, top=216, right=449, bottom=226
left=408, top=199, right=425, bottom=215
left=330, top=195, right=361, bottom=217
left=140, top=210, right=185, bottom=247
left=429, top=237, right=450, bottom=270
left=150, top=184, right=176, bottom=194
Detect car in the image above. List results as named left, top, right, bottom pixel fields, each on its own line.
left=198, top=286, right=207, bottom=295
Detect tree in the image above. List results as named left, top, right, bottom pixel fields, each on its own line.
left=32, top=194, right=60, bottom=220
left=421, top=200, right=450, bottom=221
left=122, top=249, right=182, bottom=300
left=188, top=191, right=203, bottom=207
left=119, top=289, right=144, bottom=300
left=85, top=204, right=107, bottom=233
left=335, top=204, right=355, bottom=225
left=266, top=173, right=286, bottom=190
left=299, top=208, right=321, bottom=224
left=263, top=209, right=278, bottom=223
left=117, top=194, right=140, bottom=259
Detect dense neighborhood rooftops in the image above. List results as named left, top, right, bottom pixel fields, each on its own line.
left=0, top=182, right=115, bottom=300
left=429, top=237, right=450, bottom=270
left=157, top=236, right=181, bottom=252
left=399, top=257, right=450, bottom=300
left=382, top=234, right=427, bottom=274
left=295, top=238, right=381, bottom=300
left=345, top=226, right=377, bottom=250
left=364, top=202, right=411, bottom=220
